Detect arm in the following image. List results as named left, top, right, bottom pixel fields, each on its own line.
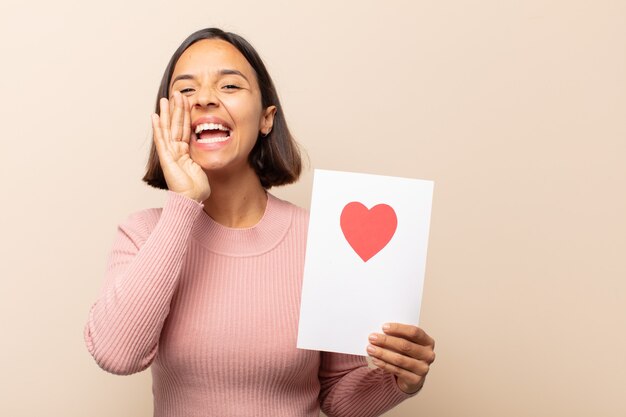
left=85, top=92, right=210, bottom=375
left=84, top=191, right=203, bottom=375
left=318, top=352, right=417, bottom=417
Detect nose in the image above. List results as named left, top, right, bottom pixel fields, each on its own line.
left=192, top=85, right=219, bottom=109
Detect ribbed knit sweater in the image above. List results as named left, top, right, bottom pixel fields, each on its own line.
left=84, top=191, right=416, bottom=417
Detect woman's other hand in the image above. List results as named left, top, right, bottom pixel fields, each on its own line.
left=367, top=323, right=436, bottom=394
left=151, top=91, right=211, bottom=202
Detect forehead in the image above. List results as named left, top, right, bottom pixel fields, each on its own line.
left=172, top=39, right=256, bottom=81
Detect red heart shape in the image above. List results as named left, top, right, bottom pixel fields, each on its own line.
left=340, top=202, right=398, bottom=262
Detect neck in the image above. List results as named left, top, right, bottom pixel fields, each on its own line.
left=202, top=167, right=268, bottom=228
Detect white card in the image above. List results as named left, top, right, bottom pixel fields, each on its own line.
left=297, top=169, right=434, bottom=356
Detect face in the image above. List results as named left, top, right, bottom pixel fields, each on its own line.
left=169, top=39, right=275, bottom=175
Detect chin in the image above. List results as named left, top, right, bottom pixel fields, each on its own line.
left=200, top=158, right=246, bottom=174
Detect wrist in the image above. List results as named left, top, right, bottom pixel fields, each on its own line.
left=169, top=190, right=205, bottom=205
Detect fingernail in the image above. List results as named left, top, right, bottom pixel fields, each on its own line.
left=368, top=334, right=378, bottom=341
left=367, top=345, right=376, bottom=354
left=383, top=323, right=391, bottom=330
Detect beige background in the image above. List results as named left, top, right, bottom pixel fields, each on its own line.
left=1, top=0, right=624, bottom=416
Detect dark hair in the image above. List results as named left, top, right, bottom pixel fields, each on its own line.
left=142, top=28, right=302, bottom=189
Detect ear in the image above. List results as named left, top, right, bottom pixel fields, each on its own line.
left=260, top=105, right=277, bottom=135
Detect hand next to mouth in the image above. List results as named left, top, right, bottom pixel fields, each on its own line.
left=151, top=91, right=211, bottom=203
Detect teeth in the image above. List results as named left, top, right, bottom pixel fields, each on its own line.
left=194, top=122, right=230, bottom=134
left=197, top=135, right=230, bottom=144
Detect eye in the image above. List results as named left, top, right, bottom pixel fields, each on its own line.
left=223, top=84, right=241, bottom=90
left=180, top=87, right=195, bottom=95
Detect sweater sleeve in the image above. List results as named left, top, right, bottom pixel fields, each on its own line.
left=84, top=191, right=204, bottom=375
left=318, top=352, right=418, bottom=417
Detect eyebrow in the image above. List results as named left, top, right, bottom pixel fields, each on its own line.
left=170, top=69, right=249, bottom=88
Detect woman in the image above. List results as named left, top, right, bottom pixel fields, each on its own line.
left=84, top=28, right=435, bottom=417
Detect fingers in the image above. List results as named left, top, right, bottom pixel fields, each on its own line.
left=159, top=97, right=170, bottom=139
left=170, top=91, right=184, bottom=141
left=161, top=92, right=190, bottom=145
left=151, top=113, right=171, bottom=164
left=182, top=95, right=191, bottom=143
left=366, top=324, right=436, bottom=393
left=368, top=332, right=436, bottom=364
left=367, top=343, right=430, bottom=376
left=382, top=323, right=435, bottom=349
left=369, top=356, right=425, bottom=394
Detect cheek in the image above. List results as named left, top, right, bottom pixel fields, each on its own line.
left=223, top=95, right=263, bottom=129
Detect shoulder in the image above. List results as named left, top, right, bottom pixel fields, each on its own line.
left=115, top=206, right=163, bottom=247
left=268, top=193, right=309, bottom=229
left=116, top=191, right=204, bottom=244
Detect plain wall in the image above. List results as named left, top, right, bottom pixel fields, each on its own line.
left=1, top=0, right=624, bottom=416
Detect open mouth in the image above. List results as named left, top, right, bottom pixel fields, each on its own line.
left=194, top=122, right=231, bottom=144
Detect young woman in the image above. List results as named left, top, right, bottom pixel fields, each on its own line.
left=84, top=28, right=435, bottom=417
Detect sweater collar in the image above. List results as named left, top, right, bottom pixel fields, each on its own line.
left=191, top=193, right=293, bottom=256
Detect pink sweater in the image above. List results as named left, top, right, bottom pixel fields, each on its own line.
left=84, top=191, right=416, bottom=417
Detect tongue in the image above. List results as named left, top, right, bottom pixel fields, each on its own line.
left=199, top=130, right=229, bottom=140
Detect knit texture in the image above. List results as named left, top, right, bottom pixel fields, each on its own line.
left=84, top=191, right=416, bottom=417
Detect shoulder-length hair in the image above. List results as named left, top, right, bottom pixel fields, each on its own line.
left=142, top=28, right=302, bottom=189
